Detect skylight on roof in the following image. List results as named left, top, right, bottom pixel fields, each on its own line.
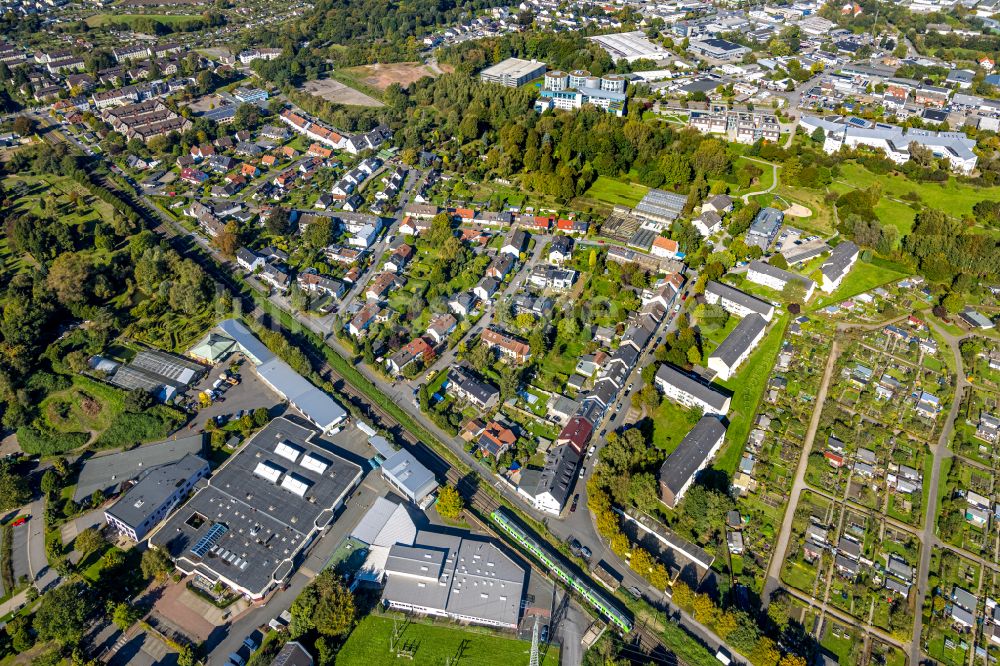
left=300, top=453, right=330, bottom=475
left=280, top=473, right=312, bottom=497
left=253, top=461, right=282, bottom=483
left=274, top=440, right=304, bottom=463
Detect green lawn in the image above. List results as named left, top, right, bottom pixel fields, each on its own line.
left=581, top=176, right=649, bottom=207
left=812, top=260, right=910, bottom=309
left=829, top=162, right=1000, bottom=237
left=85, top=13, right=202, bottom=27
left=821, top=625, right=859, bottom=666
left=651, top=398, right=702, bottom=453
left=337, top=615, right=559, bottom=666
left=782, top=560, right=818, bottom=592
left=731, top=158, right=776, bottom=196
left=715, top=315, right=789, bottom=475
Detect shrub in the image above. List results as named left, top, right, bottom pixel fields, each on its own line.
left=17, top=426, right=88, bottom=455
left=94, top=411, right=177, bottom=449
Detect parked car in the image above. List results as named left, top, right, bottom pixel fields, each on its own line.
left=580, top=546, right=592, bottom=560
left=12, top=516, right=28, bottom=527
left=243, top=632, right=260, bottom=651
left=570, top=494, right=579, bottom=512
left=540, top=624, right=549, bottom=643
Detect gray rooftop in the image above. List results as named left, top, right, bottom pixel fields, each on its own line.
left=74, top=434, right=206, bottom=502
left=217, top=318, right=276, bottom=365
left=747, top=260, right=816, bottom=290
left=821, top=241, right=859, bottom=282
left=655, top=364, right=730, bottom=412
left=710, top=314, right=767, bottom=367
left=448, top=366, right=499, bottom=405
left=535, top=444, right=580, bottom=506
left=705, top=281, right=774, bottom=318
left=381, top=448, right=438, bottom=503
left=150, top=418, right=362, bottom=597
left=106, top=454, right=209, bottom=530
left=382, top=530, right=525, bottom=627
left=634, top=188, right=688, bottom=221
left=658, top=416, right=727, bottom=496
left=748, top=207, right=784, bottom=239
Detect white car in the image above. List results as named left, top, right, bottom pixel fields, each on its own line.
left=587, top=445, right=596, bottom=458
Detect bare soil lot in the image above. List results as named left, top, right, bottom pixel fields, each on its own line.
left=299, top=78, right=384, bottom=107
left=342, top=62, right=438, bottom=90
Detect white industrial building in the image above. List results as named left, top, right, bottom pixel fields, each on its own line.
left=479, top=58, right=547, bottom=87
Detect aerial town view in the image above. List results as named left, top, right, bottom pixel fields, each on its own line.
left=0, top=0, right=999, bottom=663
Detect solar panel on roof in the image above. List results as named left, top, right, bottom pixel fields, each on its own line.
left=191, top=522, right=228, bottom=558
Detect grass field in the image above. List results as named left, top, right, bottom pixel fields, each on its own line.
left=812, top=259, right=910, bottom=309
left=773, top=184, right=836, bottom=236
left=651, top=398, right=702, bottom=453
left=337, top=615, right=559, bottom=666
left=731, top=158, right=776, bottom=197
left=830, top=162, right=1000, bottom=234
left=715, top=314, right=789, bottom=475
left=581, top=176, right=649, bottom=207
left=85, top=12, right=201, bottom=27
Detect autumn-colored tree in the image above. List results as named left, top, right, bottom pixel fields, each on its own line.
left=749, top=637, right=782, bottom=666
left=630, top=547, right=653, bottom=576
left=778, top=654, right=807, bottom=666
left=671, top=581, right=695, bottom=610
left=436, top=485, right=464, bottom=520
left=692, top=593, right=718, bottom=625
left=610, top=532, right=630, bottom=557
left=715, top=610, right=739, bottom=639
left=649, top=563, right=670, bottom=590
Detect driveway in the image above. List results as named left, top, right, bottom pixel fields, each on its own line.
left=60, top=507, right=107, bottom=548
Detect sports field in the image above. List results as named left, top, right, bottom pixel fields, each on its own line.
left=337, top=615, right=560, bottom=666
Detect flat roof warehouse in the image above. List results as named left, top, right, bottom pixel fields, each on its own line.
left=150, top=417, right=362, bottom=599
